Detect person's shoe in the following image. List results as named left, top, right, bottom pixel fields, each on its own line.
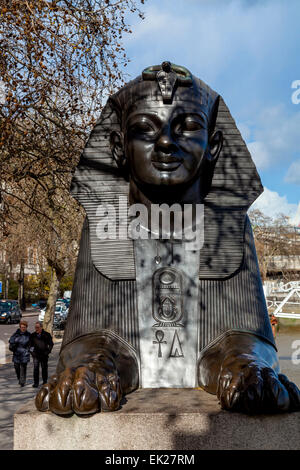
left=20, top=383, right=25, bottom=387
left=32, top=384, right=39, bottom=388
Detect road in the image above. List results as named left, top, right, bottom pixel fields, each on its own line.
left=0, top=340, right=61, bottom=450
left=0, top=324, right=299, bottom=450
left=0, top=310, right=62, bottom=450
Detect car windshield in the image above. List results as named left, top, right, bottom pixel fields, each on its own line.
left=0, top=302, right=11, bottom=311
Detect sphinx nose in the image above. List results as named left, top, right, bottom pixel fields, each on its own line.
left=155, top=129, right=177, bottom=154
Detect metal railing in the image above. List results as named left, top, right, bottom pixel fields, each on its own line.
left=265, top=281, right=300, bottom=319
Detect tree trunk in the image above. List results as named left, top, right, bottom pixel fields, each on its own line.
left=18, top=260, right=26, bottom=311
left=4, top=261, right=12, bottom=298
left=4, top=273, right=9, bottom=298
left=43, top=268, right=60, bottom=335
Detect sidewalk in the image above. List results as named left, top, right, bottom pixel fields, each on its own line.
left=0, top=342, right=61, bottom=450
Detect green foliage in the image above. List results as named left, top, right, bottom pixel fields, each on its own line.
left=59, top=274, right=74, bottom=296
left=0, top=274, right=17, bottom=299
left=8, top=279, right=18, bottom=300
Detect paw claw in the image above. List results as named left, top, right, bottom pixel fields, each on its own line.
left=35, top=375, right=58, bottom=412
left=218, top=357, right=295, bottom=414
left=35, top=385, right=50, bottom=412
left=36, top=362, right=122, bottom=416
left=97, top=373, right=122, bottom=411
left=48, top=368, right=74, bottom=415
left=73, top=368, right=99, bottom=415
left=278, top=374, right=300, bottom=411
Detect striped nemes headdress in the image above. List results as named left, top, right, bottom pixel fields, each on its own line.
left=71, top=63, right=263, bottom=281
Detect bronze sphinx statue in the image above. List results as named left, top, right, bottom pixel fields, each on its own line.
left=36, top=62, right=300, bottom=415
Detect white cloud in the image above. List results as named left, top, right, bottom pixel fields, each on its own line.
left=247, top=141, right=271, bottom=170
left=245, top=105, right=300, bottom=171
left=285, top=159, right=300, bottom=185
left=125, top=1, right=300, bottom=174
left=251, top=187, right=298, bottom=222
left=125, top=0, right=287, bottom=84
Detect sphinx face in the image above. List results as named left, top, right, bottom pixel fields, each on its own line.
left=124, top=97, right=210, bottom=190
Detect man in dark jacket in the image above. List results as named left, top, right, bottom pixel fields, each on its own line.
left=9, top=320, right=31, bottom=387
left=30, top=321, right=53, bottom=388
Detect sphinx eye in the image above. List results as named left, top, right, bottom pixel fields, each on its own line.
left=128, top=118, right=156, bottom=135
left=173, top=116, right=205, bottom=135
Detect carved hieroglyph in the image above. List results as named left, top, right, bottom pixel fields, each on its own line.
left=135, top=239, right=200, bottom=387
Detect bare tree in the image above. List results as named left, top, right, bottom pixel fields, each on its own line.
left=31, top=191, right=83, bottom=335
left=0, top=212, right=37, bottom=306
left=0, top=0, right=145, bottom=330
left=0, top=0, right=144, bottom=222
left=249, top=209, right=300, bottom=281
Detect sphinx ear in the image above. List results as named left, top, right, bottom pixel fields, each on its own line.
left=207, top=130, right=223, bottom=163
left=110, top=130, right=126, bottom=169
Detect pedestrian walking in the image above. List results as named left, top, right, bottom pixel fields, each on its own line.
left=30, top=321, right=53, bottom=388
left=270, top=313, right=279, bottom=339
left=9, top=320, right=31, bottom=387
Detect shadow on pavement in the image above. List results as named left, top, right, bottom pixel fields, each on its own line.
left=0, top=343, right=60, bottom=450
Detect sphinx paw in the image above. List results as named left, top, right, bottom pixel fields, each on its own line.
left=217, top=355, right=300, bottom=414
left=35, top=364, right=122, bottom=416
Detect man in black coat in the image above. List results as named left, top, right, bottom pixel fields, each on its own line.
left=30, top=321, right=53, bottom=388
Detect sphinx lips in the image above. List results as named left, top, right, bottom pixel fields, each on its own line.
left=152, top=158, right=182, bottom=171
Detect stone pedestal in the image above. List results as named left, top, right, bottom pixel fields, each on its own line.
left=14, top=389, right=300, bottom=450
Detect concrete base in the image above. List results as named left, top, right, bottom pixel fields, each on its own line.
left=14, top=388, right=300, bottom=450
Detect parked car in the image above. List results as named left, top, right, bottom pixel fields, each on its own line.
left=0, top=300, right=22, bottom=324
left=38, top=302, right=67, bottom=323
left=63, top=291, right=72, bottom=300
left=55, top=303, right=67, bottom=314
left=32, top=299, right=47, bottom=310
left=53, top=313, right=66, bottom=331
left=57, top=298, right=70, bottom=308
left=37, top=299, right=47, bottom=310
left=38, top=308, right=46, bottom=322
left=62, top=307, right=69, bottom=319
left=57, top=303, right=68, bottom=319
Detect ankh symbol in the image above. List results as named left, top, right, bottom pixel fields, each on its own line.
left=153, top=330, right=167, bottom=358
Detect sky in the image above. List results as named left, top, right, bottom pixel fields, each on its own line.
left=122, top=0, right=300, bottom=225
